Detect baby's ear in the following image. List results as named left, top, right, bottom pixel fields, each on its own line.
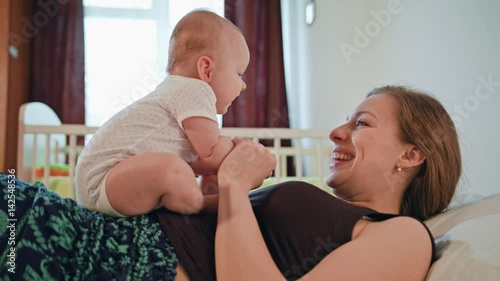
left=197, top=56, right=213, bottom=82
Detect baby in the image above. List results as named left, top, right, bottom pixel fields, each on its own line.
left=75, top=10, right=250, bottom=217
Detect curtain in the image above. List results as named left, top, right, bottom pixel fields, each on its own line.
left=224, top=0, right=294, bottom=175
left=223, top=0, right=289, bottom=129
left=30, top=0, right=85, bottom=125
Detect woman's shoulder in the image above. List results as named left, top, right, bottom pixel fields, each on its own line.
left=301, top=216, right=434, bottom=281
left=359, top=214, right=435, bottom=266
left=362, top=214, right=432, bottom=238
left=362, top=214, right=435, bottom=254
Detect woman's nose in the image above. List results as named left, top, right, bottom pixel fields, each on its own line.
left=241, top=81, right=247, bottom=91
left=329, top=124, right=348, bottom=143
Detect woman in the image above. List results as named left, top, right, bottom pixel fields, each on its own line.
left=201, top=85, right=461, bottom=281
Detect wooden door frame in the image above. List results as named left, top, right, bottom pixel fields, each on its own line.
left=0, top=0, right=11, bottom=172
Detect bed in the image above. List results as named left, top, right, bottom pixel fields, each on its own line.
left=8, top=102, right=500, bottom=280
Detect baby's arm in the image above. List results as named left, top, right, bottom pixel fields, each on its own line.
left=182, top=116, right=234, bottom=175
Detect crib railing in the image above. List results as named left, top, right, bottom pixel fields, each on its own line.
left=17, top=124, right=333, bottom=199
left=220, top=128, right=332, bottom=187
left=16, top=124, right=99, bottom=199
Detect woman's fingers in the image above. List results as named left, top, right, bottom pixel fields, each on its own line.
left=219, top=139, right=277, bottom=191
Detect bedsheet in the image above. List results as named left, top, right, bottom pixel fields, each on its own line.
left=0, top=173, right=178, bottom=281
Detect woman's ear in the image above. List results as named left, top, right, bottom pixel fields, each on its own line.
left=400, top=145, right=425, bottom=169
left=197, top=56, right=213, bottom=83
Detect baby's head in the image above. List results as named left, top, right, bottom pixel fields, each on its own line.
left=168, top=10, right=250, bottom=114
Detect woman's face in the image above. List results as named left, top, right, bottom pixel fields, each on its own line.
left=326, top=94, right=408, bottom=201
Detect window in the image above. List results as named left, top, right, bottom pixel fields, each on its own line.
left=84, top=0, right=224, bottom=126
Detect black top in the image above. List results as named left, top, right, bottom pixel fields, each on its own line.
left=156, top=181, right=436, bottom=281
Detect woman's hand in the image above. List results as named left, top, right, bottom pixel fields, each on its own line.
left=215, top=138, right=285, bottom=281
left=217, top=138, right=277, bottom=192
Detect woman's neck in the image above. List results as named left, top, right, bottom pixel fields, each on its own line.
left=349, top=192, right=403, bottom=214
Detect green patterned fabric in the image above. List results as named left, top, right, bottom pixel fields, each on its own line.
left=0, top=173, right=178, bottom=280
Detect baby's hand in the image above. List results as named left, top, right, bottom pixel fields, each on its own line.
left=200, top=174, right=219, bottom=195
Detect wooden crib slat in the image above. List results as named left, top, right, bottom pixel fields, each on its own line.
left=274, top=137, right=281, bottom=181
left=43, top=134, right=50, bottom=187
left=296, top=139, right=303, bottom=179
left=280, top=155, right=287, bottom=179
left=68, top=134, right=77, bottom=200
left=16, top=111, right=25, bottom=181
left=55, top=142, right=59, bottom=163
left=316, top=139, right=324, bottom=190
left=31, top=134, right=37, bottom=182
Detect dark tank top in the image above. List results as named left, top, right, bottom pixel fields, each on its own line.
left=156, top=181, right=436, bottom=281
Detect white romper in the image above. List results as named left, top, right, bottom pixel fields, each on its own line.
left=75, top=75, right=218, bottom=215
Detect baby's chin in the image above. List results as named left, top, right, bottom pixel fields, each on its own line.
left=216, top=106, right=230, bottom=115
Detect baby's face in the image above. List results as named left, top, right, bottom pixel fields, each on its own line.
left=209, top=32, right=250, bottom=114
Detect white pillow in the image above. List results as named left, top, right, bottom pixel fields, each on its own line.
left=425, top=193, right=500, bottom=281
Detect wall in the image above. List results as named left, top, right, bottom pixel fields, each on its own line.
left=282, top=0, right=500, bottom=196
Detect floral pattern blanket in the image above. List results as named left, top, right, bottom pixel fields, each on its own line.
left=0, top=173, right=178, bottom=281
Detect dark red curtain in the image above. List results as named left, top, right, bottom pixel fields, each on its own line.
left=30, top=0, right=85, bottom=124
left=224, top=0, right=289, bottom=128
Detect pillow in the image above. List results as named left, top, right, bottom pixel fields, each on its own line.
left=425, top=193, right=500, bottom=281
left=34, top=163, right=69, bottom=178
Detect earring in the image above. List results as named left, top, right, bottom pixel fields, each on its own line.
left=397, top=164, right=402, bottom=172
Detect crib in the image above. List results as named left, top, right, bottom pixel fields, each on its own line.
left=16, top=102, right=334, bottom=199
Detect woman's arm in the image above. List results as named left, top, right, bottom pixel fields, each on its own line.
left=299, top=217, right=433, bottom=281
left=214, top=140, right=433, bottom=281
left=174, top=264, right=190, bottom=281
left=215, top=139, right=285, bottom=281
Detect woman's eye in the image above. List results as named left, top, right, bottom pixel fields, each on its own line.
left=356, top=119, right=368, bottom=127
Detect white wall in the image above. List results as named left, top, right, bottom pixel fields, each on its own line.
left=282, top=0, right=500, bottom=196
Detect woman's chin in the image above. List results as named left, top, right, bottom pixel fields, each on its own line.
left=326, top=174, right=339, bottom=189
left=326, top=173, right=350, bottom=195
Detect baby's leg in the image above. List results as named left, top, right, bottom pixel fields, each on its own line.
left=105, top=153, right=203, bottom=216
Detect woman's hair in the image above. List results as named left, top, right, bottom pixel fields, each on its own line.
left=367, top=86, right=462, bottom=221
